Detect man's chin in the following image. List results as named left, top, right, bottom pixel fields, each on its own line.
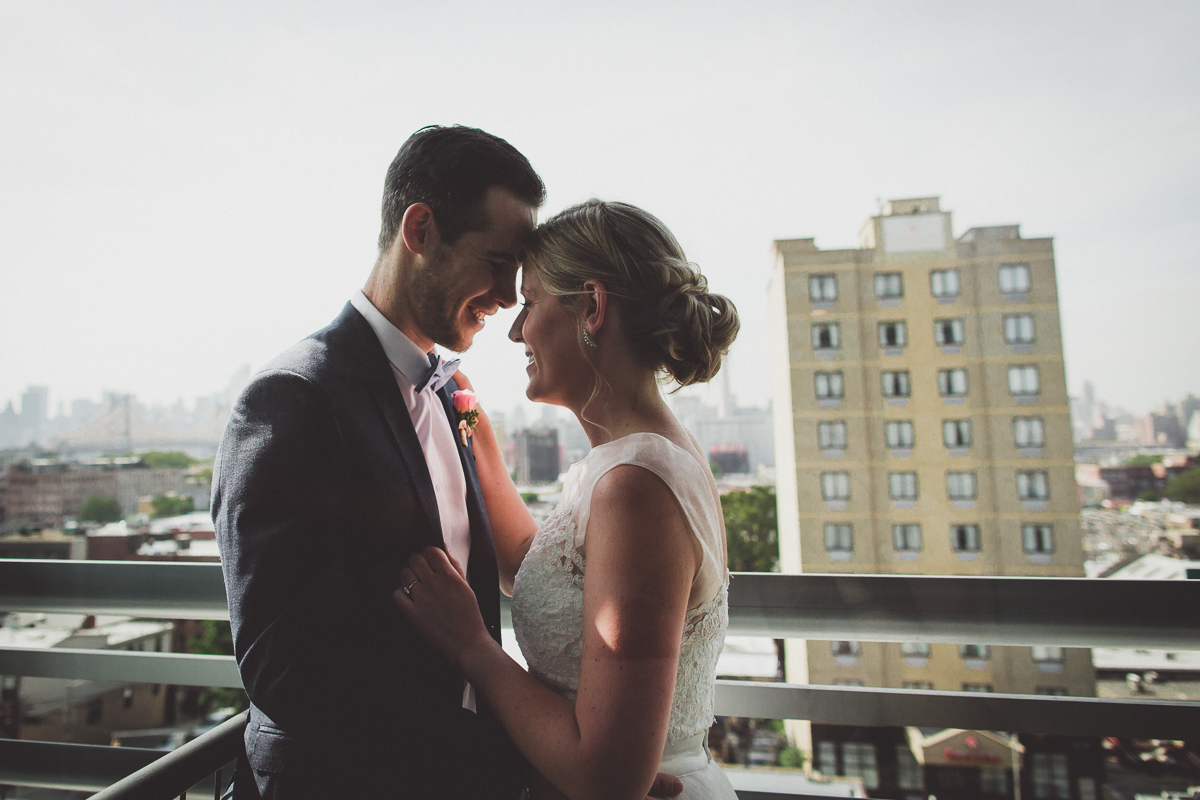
left=439, top=330, right=474, bottom=354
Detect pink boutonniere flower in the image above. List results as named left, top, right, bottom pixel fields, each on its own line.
left=452, top=389, right=480, bottom=446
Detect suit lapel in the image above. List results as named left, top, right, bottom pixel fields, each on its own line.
left=372, top=383, right=444, bottom=543
left=437, top=379, right=502, bottom=642
left=335, top=303, right=443, bottom=543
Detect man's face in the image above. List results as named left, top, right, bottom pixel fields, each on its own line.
left=408, top=187, right=537, bottom=352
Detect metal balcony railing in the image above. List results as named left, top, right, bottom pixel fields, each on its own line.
left=1, top=558, right=1197, bottom=798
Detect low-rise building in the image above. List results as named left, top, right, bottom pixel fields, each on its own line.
left=0, top=613, right=175, bottom=743
left=0, top=528, right=86, bottom=559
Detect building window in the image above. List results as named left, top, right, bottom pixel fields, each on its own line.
left=821, top=472, right=851, bottom=501
left=881, top=370, right=911, bottom=399
left=963, top=683, right=994, bottom=692
left=878, top=321, right=907, bottom=348
left=1004, top=313, right=1035, bottom=343
left=959, top=644, right=990, bottom=660
left=842, top=742, right=880, bottom=790
left=824, top=523, right=853, bottom=552
left=86, top=697, right=103, bottom=725
left=943, top=419, right=972, bottom=447
left=938, top=368, right=968, bottom=397
left=889, top=472, right=918, bottom=501
left=999, top=263, right=1032, bottom=294
left=981, top=767, right=1009, bottom=795
left=812, top=322, right=841, bottom=350
left=1023, top=524, right=1054, bottom=554
left=903, top=680, right=934, bottom=690
left=897, top=745, right=924, bottom=791
left=874, top=272, right=903, bottom=299
left=946, top=471, right=977, bottom=500
left=952, top=524, right=981, bottom=552
left=818, top=421, right=847, bottom=450
left=815, top=371, right=844, bottom=400
left=809, top=274, right=838, bottom=302
left=934, top=318, right=964, bottom=346
left=885, top=420, right=914, bottom=449
left=1008, top=365, right=1040, bottom=395
left=1031, top=752, right=1070, bottom=799
left=831, top=640, right=862, bottom=657
left=930, top=268, right=960, bottom=297
left=1018, top=470, right=1050, bottom=500
left=1036, top=686, right=1069, bottom=696
left=901, top=642, right=931, bottom=658
left=1014, top=417, right=1045, bottom=447
left=893, top=524, right=922, bottom=552
left=1032, top=646, right=1064, bottom=663
left=1, top=675, right=16, bottom=702
left=123, top=686, right=134, bottom=709
left=817, top=741, right=837, bottom=775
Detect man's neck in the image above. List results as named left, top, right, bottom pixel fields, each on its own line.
left=362, top=267, right=433, bottom=353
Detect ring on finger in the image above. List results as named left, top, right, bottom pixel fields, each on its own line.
left=402, top=578, right=421, bottom=597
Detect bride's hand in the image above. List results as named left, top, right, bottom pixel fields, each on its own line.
left=393, top=546, right=492, bottom=672
left=451, top=368, right=474, bottom=392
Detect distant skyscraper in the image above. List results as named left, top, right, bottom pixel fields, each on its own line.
left=769, top=197, right=1095, bottom=794
left=19, top=386, right=49, bottom=446
left=514, top=428, right=560, bottom=484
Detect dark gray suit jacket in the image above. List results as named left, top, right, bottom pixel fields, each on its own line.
left=213, top=303, right=525, bottom=799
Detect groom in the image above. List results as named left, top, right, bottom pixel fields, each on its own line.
left=215, top=126, right=686, bottom=799
left=213, top=126, right=543, bottom=799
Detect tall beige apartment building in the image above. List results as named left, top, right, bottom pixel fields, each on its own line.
left=768, top=198, right=1094, bottom=792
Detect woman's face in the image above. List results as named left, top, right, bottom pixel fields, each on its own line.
left=509, top=268, right=592, bottom=408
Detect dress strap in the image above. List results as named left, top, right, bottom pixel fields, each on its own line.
left=571, top=433, right=727, bottom=608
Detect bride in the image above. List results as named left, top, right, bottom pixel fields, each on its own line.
left=394, top=199, right=740, bottom=800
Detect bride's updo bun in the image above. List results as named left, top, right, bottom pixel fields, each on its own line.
left=524, top=200, right=739, bottom=386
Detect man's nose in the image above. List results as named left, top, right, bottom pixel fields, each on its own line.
left=492, top=267, right=518, bottom=309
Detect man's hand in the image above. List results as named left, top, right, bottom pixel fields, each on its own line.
left=648, top=772, right=683, bottom=798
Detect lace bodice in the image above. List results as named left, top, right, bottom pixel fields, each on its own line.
left=510, top=433, right=729, bottom=745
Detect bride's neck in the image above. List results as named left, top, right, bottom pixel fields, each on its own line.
left=574, top=371, right=674, bottom=448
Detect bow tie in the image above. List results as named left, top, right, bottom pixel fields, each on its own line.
left=415, top=353, right=461, bottom=394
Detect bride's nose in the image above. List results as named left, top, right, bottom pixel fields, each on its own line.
left=508, top=309, right=525, bottom=343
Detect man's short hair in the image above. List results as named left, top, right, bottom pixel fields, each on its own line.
left=378, top=125, right=545, bottom=251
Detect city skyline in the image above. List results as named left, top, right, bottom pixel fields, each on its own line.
left=2, top=2, right=1198, bottom=419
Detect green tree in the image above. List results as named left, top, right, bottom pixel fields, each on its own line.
left=720, top=484, right=787, bottom=692
left=151, top=493, right=195, bottom=518
left=139, top=450, right=197, bottom=469
left=1165, top=468, right=1200, bottom=505
left=722, top=485, right=779, bottom=573
left=79, top=495, right=122, bottom=523
left=1124, top=454, right=1164, bottom=467
left=1137, top=489, right=1161, bottom=502
left=778, top=746, right=807, bottom=769
left=186, top=620, right=248, bottom=714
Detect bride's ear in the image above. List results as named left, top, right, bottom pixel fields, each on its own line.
left=581, top=280, right=607, bottom=338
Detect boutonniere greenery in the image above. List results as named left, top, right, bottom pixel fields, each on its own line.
left=452, top=389, right=480, bottom=447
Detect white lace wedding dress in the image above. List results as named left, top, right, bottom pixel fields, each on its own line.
left=510, top=433, right=737, bottom=799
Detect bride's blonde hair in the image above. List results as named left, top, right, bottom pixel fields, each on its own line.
left=523, top=200, right=739, bottom=387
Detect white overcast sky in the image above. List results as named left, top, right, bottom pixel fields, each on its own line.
left=2, top=1, right=1197, bottom=421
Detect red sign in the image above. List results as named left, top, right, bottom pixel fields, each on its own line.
left=944, top=746, right=1001, bottom=764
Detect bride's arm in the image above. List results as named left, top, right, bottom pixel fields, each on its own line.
left=452, top=371, right=537, bottom=592
left=395, top=464, right=696, bottom=800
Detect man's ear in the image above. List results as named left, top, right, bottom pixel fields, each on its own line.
left=582, top=280, right=608, bottom=337
left=400, top=203, right=436, bottom=256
